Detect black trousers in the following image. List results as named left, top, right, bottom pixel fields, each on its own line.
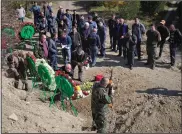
left=113, top=37, right=119, bottom=51
left=109, top=31, right=114, bottom=48
left=147, top=45, right=157, bottom=67
left=127, top=49, right=135, bottom=66
left=136, top=39, right=142, bottom=60
left=157, top=39, right=166, bottom=57
left=170, top=44, right=177, bottom=66
left=118, top=39, right=127, bottom=57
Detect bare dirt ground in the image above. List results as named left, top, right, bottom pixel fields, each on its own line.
left=2, top=1, right=182, bottom=133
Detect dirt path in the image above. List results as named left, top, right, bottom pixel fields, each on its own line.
left=2, top=1, right=182, bottom=133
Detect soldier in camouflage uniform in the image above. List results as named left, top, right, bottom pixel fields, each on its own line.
left=145, top=24, right=161, bottom=69
left=6, top=51, right=29, bottom=91
left=91, top=77, right=113, bottom=133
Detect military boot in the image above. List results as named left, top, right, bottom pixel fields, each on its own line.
left=14, top=81, right=19, bottom=88
left=24, top=82, right=29, bottom=91
left=14, top=75, right=20, bottom=88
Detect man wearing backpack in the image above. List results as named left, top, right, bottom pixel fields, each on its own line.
left=168, top=24, right=182, bottom=67
left=132, top=17, right=146, bottom=60
left=157, top=20, right=170, bottom=59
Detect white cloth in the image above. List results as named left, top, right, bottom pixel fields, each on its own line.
left=17, top=7, right=25, bottom=18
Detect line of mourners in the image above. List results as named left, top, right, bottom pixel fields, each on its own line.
left=17, top=2, right=182, bottom=79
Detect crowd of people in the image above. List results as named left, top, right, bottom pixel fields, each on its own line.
left=9, top=2, right=182, bottom=133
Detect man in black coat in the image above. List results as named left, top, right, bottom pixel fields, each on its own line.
left=69, top=26, right=82, bottom=52
left=112, top=18, right=121, bottom=52
left=80, top=22, right=92, bottom=54
left=97, top=21, right=107, bottom=58
left=108, top=14, right=116, bottom=49
left=168, top=24, right=182, bottom=66
left=47, top=12, right=57, bottom=38
left=125, top=31, right=137, bottom=70
left=157, top=20, right=170, bottom=59
left=72, top=10, right=80, bottom=26
left=48, top=33, right=59, bottom=71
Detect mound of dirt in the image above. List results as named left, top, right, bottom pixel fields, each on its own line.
left=2, top=75, right=88, bottom=133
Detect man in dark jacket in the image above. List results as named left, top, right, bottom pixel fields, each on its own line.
left=65, top=9, right=73, bottom=22
left=58, top=20, right=68, bottom=37
left=48, top=33, right=58, bottom=70
left=71, top=46, right=87, bottom=82
left=59, top=31, right=72, bottom=64
left=132, top=17, right=146, bottom=60
left=80, top=22, right=92, bottom=54
left=113, top=18, right=121, bottom=52
left=91, top=77, right=112, bottom=133
left=118, top=18, right=128, bottom=58
left=30, top=2, right=41, bottom=25
left=43, top=2, right=52, bottom=21
left=69, top=26, right=82, bottom=52
left=108, top=14, right=116, bottom=49
left=145, top=24, right=161, bottom=69
left=168, top=24, right=182, bottom=66
left=157, top=20, right=170, bottom=59
left=72, top=10, right=80, bottom=26
left=125, top=31, right=137, bottom=70
left=56, top=6, right=64, bottom=21
left=93, top=12, right=106, bottom=26
left=78, top=15, right=85, bottom=33
left=63, top=15, right=72, bottom=34
left=88, top=28, right=101, bottom=67
left=47, top=12, right=57, bottom=38
left=97, top=21, right=107, bottom=58
left=37, top=17, right=48, bottom=39
left=88, top=15, right=97, bottom=30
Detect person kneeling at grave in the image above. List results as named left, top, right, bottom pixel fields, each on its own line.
left=71, top=46, right=87, bottom=82
left=6, top=51, right=29, bottom=91
left=59, top=63, right=74, bottom=78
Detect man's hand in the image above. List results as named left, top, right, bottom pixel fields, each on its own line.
left=108, top=103, right=113, bottom=109
left=120, top=36, right=124, bottom=39
left=77, top=62, right=83, bottom=66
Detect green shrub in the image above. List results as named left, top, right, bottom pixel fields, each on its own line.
left=91, top=1, right=105, bottom=7
left=140, top=1, right=167, bottom=15
left=119, top=1, right=141, bottom=19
